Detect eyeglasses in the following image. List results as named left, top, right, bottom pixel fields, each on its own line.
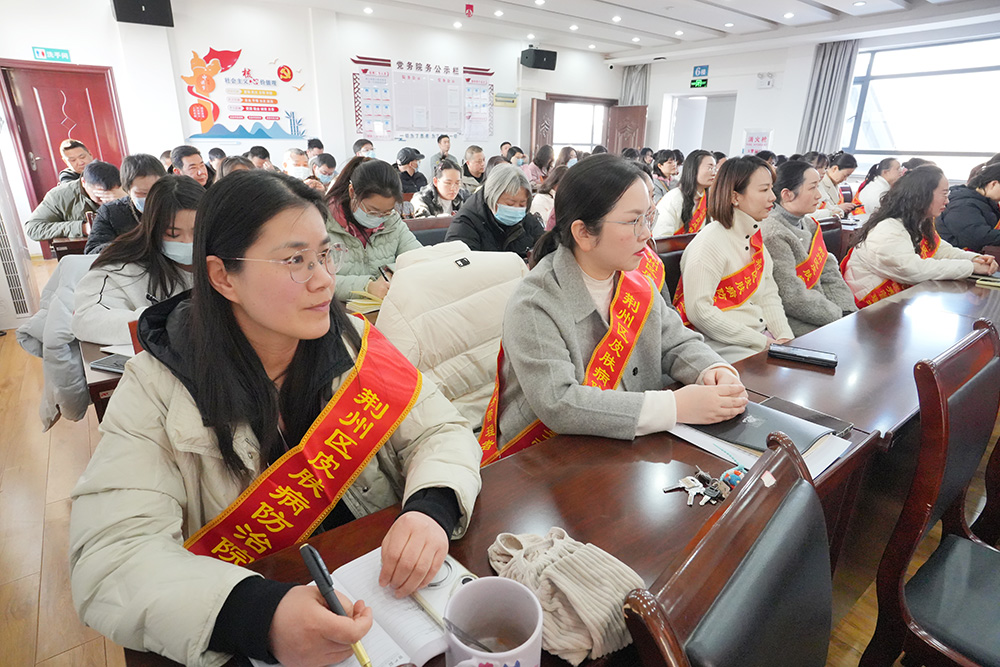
left=223, top=245, right=347, bottom=283
left=355, top=198, right=395, bottom=220
left=606, top=206, right=657, bottom=237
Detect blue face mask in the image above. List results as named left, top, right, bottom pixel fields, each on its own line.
left=352, top=200, right=397, bottom=229
left=162, top=240, right=193, bottom=266
left=516, top=158, right=526, bottom=167
left=317, top=172, right=334, bottom=184
left=494, top=204, right=526, bottom=226
left=133, top=197, right=146, bottom=213
left=567, top=158, right=578, bottom=167
left=361, top=149, right=376, bottom=159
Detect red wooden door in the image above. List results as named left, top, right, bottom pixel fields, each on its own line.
left=530, top=98, right=555, bottom=157
left=606, top=105, right=647, bottom=155
left=0, top=61, right=128, bottom=208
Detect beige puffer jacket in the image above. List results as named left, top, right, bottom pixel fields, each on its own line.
left=69, top=317, right=482, bottom=667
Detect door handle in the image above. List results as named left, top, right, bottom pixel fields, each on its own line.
left=27, top=151, right=41, bottom=171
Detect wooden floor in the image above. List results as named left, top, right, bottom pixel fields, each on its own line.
left=0, top=257, right=991, bottom=667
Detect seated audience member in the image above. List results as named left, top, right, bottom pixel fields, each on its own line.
left=158, top=150, right=173, bottom=172
left=506, top=146, right=526, bottom=167
left=639, top=147, right=655, bottom=165
left=621, top=147, right=640, bottom=161
left=208, top=147, right=226, bottom=173
left=326, top=157, right=421, bottom=301
left=653, top=149, right=715, bottom=237
left=761, top=160, right=857, bottom=335
left=302, top=176, right=327, bottom=194
left=938, top=163, right=1000, bottom=252
left=247, top=145, right=273, bottom=170
left=413, top=160, right=466, bottom=217
left=651, top=149, right=678, bottom=203
left=25, top=160, right=123, bottom=241
left=713, top=151, right=728, bottom=168
left=445, top=163, right=542, bottom=261
left=774, top=154, right=788, bottom=166
left=843, top=166, right=998, bottom=307
left=282, top=148, right=311, bottom=180
left=428, top=135, right=451, bottom=173
left=309, top=153, right=338, bottom=186
left=460, top=146, right=487, bottom=193
left=483, top=155, right=507, bottom=181
left=499, top=141, right=511, bottom=158
left=578, top=151, right=591, bottom=161
left=903, top=157, right=934, bottom=171
left=817, top=151, right=858, bottom=217
left=676, top=155, right=793, bottom=362
left=554, top=146, right=578, bottom=169
left=855, top=157, right=903, bottom=220
left=218, top=156, right=254, bottom=179
left=486, top=154, right=746, bottom=458
left=72, top=175, right=203, bottom=345
left=353, top=138, right=374, bottom=159
left=306, top=137, right=324, bottom=158
left=592, top=145, right=608, bottom=154
left=58, top=139, right=94, bottom=183
left=530, top=165, right=568, bottom=230
left=802, top=151, right=829, bottom=180
left=396, top=147, right=428, bottom=193
left=756, top=150, right=777, bottom=166
left=172, top=145, right=210, bottom=187
left=69, top=169, right=482, bottom=667
left=86, top=154, right=167, bottom=255
left=521, top=144, right=553, bottom=189
left=967, top=153, right=1000, bottom=183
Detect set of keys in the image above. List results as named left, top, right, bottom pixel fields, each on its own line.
left=663, top=466, right=745, bottom=506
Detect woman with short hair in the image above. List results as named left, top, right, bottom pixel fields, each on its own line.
left=651, top=149, right=679, bottom=204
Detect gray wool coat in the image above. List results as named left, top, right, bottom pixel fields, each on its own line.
left=760, top=206, right=857, bottom=336
left=497, top=244, right=727, bottom=446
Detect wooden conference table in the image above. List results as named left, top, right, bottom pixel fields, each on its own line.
left=124, top=279, right=999, bottom=667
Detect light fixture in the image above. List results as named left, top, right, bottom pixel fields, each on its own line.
left=588, top=44, right=596, bottom=49
left=853, top=1, right=866, bottom=5
left=494, top=9, right=503, bottom=16
left=453, top=21, right=462, bottom=28
left=724, top=22, right=734, bottom=27
left=783, top=12, right=795, bottom=18
left=535, top=0, right=544, bottom=5
left=674, top=30, right=684, bottom=36
left=612, top=15, right=622, bottom=22
left=527, top=33, right=535, bottom=39
left=632, top=36, right=640, bottom=42
left=570, top=24, right=578, bottom=30
left=363, top=6, right=373, bottom=13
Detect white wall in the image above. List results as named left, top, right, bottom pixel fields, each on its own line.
left=671, top=97, right=708, bottom=155
left=647, top=45, right=816, bottom=156
left=701, top=94, right=737, bottom=156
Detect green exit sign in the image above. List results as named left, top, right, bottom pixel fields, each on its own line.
left=690, top=78, right=708, bottom=89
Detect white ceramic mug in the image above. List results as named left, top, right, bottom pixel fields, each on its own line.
left=444, top=576, right=543, bottom=667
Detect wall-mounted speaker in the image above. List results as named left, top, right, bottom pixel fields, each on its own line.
left=520, top=48, right=557, bottom=71
left=111, top=0, right=174, bottom=27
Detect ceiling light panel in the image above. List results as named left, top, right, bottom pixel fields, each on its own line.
left=811, top=0, right=907, bottom=15
left=707, top=0, right=836, bottom=25
left=649, top=0, right=775, bottom=35
left=504, top=0, right=721, bottom=41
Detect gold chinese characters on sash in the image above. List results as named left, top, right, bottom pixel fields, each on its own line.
left=840, top=232, right=941, bottom=308
left=478, top=249, right=666, bottom=467
left=676, top=190, right=708, bottom=235
left=673, top=230, right=765, bottom=328
left=185, top=318, right=421, bottom=565
left=795, top=222, right=829, bottom=290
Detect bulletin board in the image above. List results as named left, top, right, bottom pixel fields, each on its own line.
left=351, top=56, right=492, bottom=141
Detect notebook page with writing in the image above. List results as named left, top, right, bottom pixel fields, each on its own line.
left=333, top=548, right=447, bottom=667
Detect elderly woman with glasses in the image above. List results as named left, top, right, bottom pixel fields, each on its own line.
left=444, top=162, right=544, bottom=261
left=324, top=156, right=423, bottom=300
left=478, top=154, right=745, bottom=464
left=68, top=170, right=483, bottom=667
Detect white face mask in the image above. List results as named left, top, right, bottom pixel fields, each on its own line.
left=287, top=166, right=312, bottom=180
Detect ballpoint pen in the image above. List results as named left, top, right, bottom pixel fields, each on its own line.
left=299, top=543, right=373, bottom=667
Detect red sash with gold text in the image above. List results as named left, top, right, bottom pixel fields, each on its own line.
left=676, top=191, right=708, bottom=235
left=840, top=233, right=941, bottom=308
left=851, top=192, right=866, bottom=216
left=478, top=255, right=663, bottom=466
left=185, top=319, right=421, bottom=564
left=673, top=230, right=765, bottom=328
left=795, top=223, right=829, bottom=290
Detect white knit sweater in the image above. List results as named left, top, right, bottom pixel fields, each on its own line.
left=856, top=176, right=891, bottom=222
left=679, top=209, right=793, bottom=353
left=653, top=187, right=706, bottom=238
left=843, top=217, right=977, bottom=301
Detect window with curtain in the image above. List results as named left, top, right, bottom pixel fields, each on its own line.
left=552, top=103, right=606, bottom=153
left=841, top=37, right=1000, bottom=180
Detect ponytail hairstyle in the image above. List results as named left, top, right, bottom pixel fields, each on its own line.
left=967, top=152, right=1000, bottom=184
left=802, top=151, right=830, bottom=173
left=829, top=151, right=858, bottom=171
left=859, top=157, right=900, bottom=193
left=902, top=157, right=933, bottom=171
left=531, top=154, right=644, bottom=268
left=968, top=163, right=1000, bottom=192
left=191, top=170, right=361, bottom=479
left=679, top=150, right=713, bottom=229
left=707, top=155, right=774, bottom=229
left=851, top=166, right=945, bottom=253
left=772, top=159, right=815, bottom=202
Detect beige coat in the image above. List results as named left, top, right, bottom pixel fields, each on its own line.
left=69, top=317, right=482, bottom=667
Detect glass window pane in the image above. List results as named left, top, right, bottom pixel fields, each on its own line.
left=592, top=105, right=606, bottom=147
left=854, top=52, right=871, bottom=78
left=841, top=84, right=862, bottom=149
left=855, top=70, right=1000, bottom=153
left=870, top=37, right=1000, bottom=76
left=553, top=103, right=598, bottom=145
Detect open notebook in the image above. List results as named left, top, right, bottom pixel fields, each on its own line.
left=250, top=548, right=450, bottom=667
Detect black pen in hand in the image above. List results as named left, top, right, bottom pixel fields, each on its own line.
left=299, top=543, right=373, bottom=667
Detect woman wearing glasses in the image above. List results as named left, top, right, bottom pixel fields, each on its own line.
left=481, top=155, right=745, bottom=462
left=676, top=155, right=793, bottom=363
left=325, top=156, right=422, bottom=300
left=73, top=174, right=204, bottom=345
left=69, top=170, right=483, bottom=667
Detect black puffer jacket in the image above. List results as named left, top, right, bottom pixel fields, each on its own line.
left=444, top=189, right=543, bottom=261
left=938, top=185, right=1000, bottom=252
left=85, top=197, right=141, bottom=255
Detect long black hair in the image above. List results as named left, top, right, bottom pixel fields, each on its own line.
left=93, top=175, right=204, bottom=298
left=851, top=166, right=946, bottom=253
left=859, top=157, right=900, bottom=193
left=191, top=170, right=362, bottom=478
left=679, top=150, right=713, bottom=229
left=531, top=154, right=644, bottom=267
left=532, top=145, right=554, bottom=171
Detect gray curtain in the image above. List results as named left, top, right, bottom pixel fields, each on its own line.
left=621, top=64, right=650, bottom=106
left=796, top=40, right=859, bottom=153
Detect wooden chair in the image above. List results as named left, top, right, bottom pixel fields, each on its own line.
left=653, top=233, right=697, bottom=300
left=859, top=319, right=1000, bottom=667
left=816, top=217, right=845, bottom=262
left=971, top=440, right=1000, bottom=546
left=624, top=433, right=832, bottom=667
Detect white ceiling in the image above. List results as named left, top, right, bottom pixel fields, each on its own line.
left=326, top=0, right=1000, bottom=62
